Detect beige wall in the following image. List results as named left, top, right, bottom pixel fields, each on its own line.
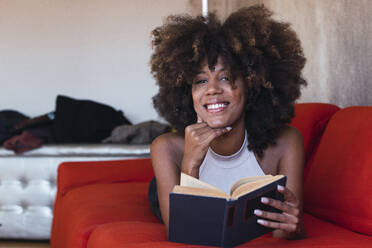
left=1, top=1, right=370, bottom=124
left=204, top=0, right=372, bottom=107
left=0, top=0, right=195, bottom=123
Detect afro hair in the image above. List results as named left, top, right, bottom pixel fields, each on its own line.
left=150, top=5, right=307, bottom=157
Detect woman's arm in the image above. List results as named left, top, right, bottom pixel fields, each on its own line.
left=151, top=123, right=230, bottom=235
left=151, top=134, right=181, bottom=236
left=254, top=126, right=307, bottom=239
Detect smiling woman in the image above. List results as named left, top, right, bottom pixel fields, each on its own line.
left=191, top=57, right=246, bottom=130
left=183, top=56, right=248, bottom=174
left=149, top=4, right=307, bottom=241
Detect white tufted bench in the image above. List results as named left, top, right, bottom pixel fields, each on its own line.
left=0, top=144, right=150, bottom=240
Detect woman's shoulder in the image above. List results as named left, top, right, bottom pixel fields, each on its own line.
left=151, top=131, right=185, bottom=163
left=258, top=125, right=304, bottom=174
left=267, top=125, right=304, bottom=157
left=274, top=125, right=305, bottom=172
left=151, top=131, right=184, bottom=148
left=276, top=125, right=304, bottom=150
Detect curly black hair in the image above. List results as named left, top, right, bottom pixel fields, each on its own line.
left=150, top=5, right=306, bottom=157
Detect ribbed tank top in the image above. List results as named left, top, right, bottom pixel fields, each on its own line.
left=199, top=131, right=265, bottom=194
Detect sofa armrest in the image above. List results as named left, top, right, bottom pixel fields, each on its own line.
left=291, top=103, right=340, bottom=161
left=304, top=106, right=372, bottom=235
left=57, top=158, right=153, bottom=196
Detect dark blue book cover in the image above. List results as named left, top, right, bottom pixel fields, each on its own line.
left=168, top=176, right=286, bottom=247
left=169, top=193, right=227, bottom=246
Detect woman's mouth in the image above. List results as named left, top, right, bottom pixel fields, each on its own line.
left=204, top=102, right=229, bottom=113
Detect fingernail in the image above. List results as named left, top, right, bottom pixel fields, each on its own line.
left=261, top=197, right=269, bottom=204
left=226, top=126, right=232, bottom=131
left=257, top=219, right=266, bottom=225
left=277, top=185, right=285, bottom=191
left=254, top=209, right=262, bottom=216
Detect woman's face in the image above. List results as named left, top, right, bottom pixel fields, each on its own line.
left=191, top=57, right=246, bottom=129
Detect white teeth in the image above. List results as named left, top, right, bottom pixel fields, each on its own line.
left=206, top=103, right=227, bottom=110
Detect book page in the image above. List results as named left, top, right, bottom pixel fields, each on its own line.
left=229, top=175, right=274, bottom=195
left=231, top=175, right=285, bottom=199
left=180, top=172, right=224, bottom=192
left=173, top=185, right=229, bottom=199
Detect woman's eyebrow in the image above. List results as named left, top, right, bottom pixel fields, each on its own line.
left=197, top=67, right=226, bottom=74
left=197, top=70, right=207, bottom=74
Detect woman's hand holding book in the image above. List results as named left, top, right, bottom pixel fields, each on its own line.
left=254, top=185, right=304, bottom=237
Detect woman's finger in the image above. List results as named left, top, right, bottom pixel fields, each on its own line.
left=185, top=122, right=208, bottom=135
left=261, top=197, right=300, bottom=217
left=254, top=209, right=299, bottom=224
left=197, top=115, right=203, bottom=123
left=256, top=219, right=298, bottom=233
left=277, top=185, right=299, bottom=206
left=204, top=126, right=232, bottom=143
left=190, top=126, right=217, bottom=143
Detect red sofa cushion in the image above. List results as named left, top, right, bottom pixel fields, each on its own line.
left=57, top=158, right=154, bottom=196
left=290, top=103, right=340, bottom=178
left=51, top=158, right=155, bottom=248
left=304, top=106, right=372, bottom=235
left=86, top=214, right=372, bottom=248
left=52, top=155, right=372, bottom=248
left=52, top=181, right=160, bottom=248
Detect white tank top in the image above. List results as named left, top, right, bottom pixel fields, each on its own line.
left=199, top=131, right=265, bottom=194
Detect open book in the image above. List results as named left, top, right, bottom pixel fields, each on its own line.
left=175, top=172, right=285, bottom=200
left=168, top=173, right=286, bottom=247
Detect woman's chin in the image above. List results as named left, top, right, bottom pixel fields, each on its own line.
left=206, top=121, right=228, bottom=129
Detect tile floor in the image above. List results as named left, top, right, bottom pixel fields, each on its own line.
left=0, top=241, right=49, bottom=248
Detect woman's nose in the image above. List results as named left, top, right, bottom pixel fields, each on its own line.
left=206, top=79, right=223, bottom=95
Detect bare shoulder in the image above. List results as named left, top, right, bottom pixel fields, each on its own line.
left=277, top=125, right=304, bottom=150
left=151, top=132, right=184, bottom=153
left=275, top=125, right=305, bottom=173
left=151, top=132, right=185, bottom=168
left=258, top=125, right=304, bottom=174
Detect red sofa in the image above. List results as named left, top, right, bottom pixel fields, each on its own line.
left=50, top=103, right=372, bottom=247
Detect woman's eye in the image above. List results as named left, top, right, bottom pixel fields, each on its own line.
left=194, top=79, right=208, bottom=84
left=220, top=77, right=230, bottom=82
